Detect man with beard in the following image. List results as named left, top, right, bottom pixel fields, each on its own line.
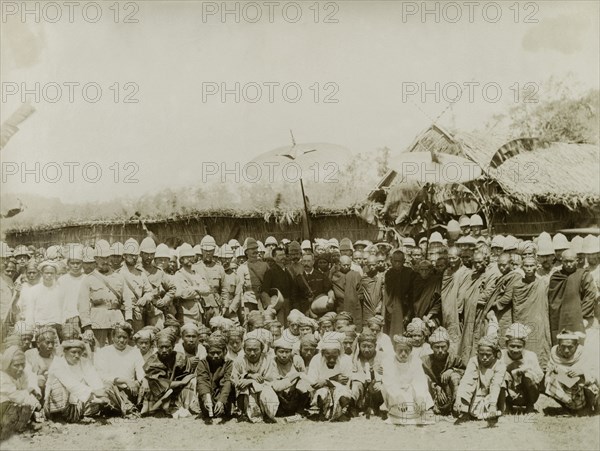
left=359, top=255, right=384, bottom=326
left=120, top=239, right=154, bottom=333
left=535, top=239, right=555, bottom=279
left=196, top=333, right=233, bottom=421
left=411, top=260, right=442, bottom=329
left=140, top=238, right=177, bottom=329
left=350, top=330, right=384, bottom=417
left=193, top=236, right=226, bottom=325
left=383, top=250, right=414, bottom=337
left=262, top=247, right=296, bottom=325
left=286, top=241, right=304, bottom=278
left=295, top=253, right=333, bottom=316
left=307, top=333, right=353, bottom=421
left=231, top=336, right=279, bottom=423
left=78, top=240, right=129, bottom=348
left=271, top=338, right=310, bottom=416
left=173, top=244, right=211, bottom=325
left=548, top=249, right=596, bottom=345
left=331, top=256, right=362, bottom=329
left=421, top=327, right=465, bottom=415
left=478, top=253, right=521, bottom=348
left=458, top=251, right=498, bottom=365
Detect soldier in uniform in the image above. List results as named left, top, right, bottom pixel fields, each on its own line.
left=120, top=238, right=154, bottom=333
left=173, top=243, right=211, bottom=325
left=140, top=238, right=177, bottom=329
left=109, top=242, right=124, bottom=271
left=193, top=235, right=226, bottom=325
left=78, top=239, right=131, bottom=348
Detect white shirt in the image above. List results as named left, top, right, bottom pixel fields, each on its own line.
left=58, top=272, right=84, bottom=322
left=25, top=283, right=64, bottom=327
left=94, top=345, right=145, bottom=383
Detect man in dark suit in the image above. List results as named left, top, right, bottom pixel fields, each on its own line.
left=295, top=253, right=333, bottom=315
left=262, top=247, right=297, bottom=325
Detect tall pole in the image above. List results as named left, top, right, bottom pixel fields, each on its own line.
left=290, top=129, right=312, bottom=243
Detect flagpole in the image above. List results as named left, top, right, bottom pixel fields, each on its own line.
left=290, top=130, right=312, bottom=243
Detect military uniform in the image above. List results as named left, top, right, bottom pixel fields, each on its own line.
left=173, top=267, right=211, bottom=324
left=193, top=260, right=226, bottom=324
left=142, top=264, right=177, bottom=328
left=77, top=269, right=130, bottom=347
left=119, top=264, right=154, bottom=332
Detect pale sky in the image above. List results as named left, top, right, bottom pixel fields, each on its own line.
left=1, top=0, right=598, bottom=202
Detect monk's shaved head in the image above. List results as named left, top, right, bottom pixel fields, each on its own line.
left=339, top=255, right=352, bottom=265
left=498, top=253, right=511, bottom=264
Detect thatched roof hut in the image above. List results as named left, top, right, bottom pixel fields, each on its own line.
left=369, top=125, right=600, bottom=236
left=2, top=143, right=379, bottom=246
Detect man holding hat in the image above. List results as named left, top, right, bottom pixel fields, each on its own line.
left=120, top=238, right=154, bottom=333
left=140, top=237, right=177, bottom=329
left=78, top=240, right=129, bottom=348
left=262, top=246, right=297, bottom=325
left=235, top=238, right=271, bottom=322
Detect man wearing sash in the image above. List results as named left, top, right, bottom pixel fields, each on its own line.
left=235, top=238, right=270, bottom=320
left=120, top=238, right=154, bottom=333
left=193, top=235, right=226, bottom=325
left=78, top=240, right=130, bottom=348
left=140, top=238, right=177, bottom=329
left=173, top=243, right=211, bottom=325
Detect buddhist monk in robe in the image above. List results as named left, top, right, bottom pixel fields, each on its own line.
left=441, top=247, right=470, bottom=355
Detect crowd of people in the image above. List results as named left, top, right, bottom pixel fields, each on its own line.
left=0, top=213, right=599, bottom=439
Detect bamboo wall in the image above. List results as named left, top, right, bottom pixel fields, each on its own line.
left=4, top=214, right=379, bottom=247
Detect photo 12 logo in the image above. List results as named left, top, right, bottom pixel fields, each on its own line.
left=401, top=82, right=539, bottom=104
left=202, top=82, right=339, bottom=104
left=2, top=82, right=140, bottom=104
left=400, top=1, right=539, bottom=24
left=200, top=1, right=339, bottom=24
left=201, top=161, right=339, bottom=183
left=1, top=1, right=140, bottom=24
left=2, top=162, right=140, bottom=184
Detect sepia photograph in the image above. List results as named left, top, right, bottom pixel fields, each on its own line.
left=0, top=1, right=599, bottom=449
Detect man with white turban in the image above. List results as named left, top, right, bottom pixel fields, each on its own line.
left=306, top=332, right=353, bottom=421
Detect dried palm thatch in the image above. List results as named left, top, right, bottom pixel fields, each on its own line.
left=491, top=142, right=600, bottom=211
left=1, top=164, right=374, bottom=234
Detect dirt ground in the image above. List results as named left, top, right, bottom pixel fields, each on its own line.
left=3, top=394, right=599, bottom=451
left=6, top=326, right=600, bottom=450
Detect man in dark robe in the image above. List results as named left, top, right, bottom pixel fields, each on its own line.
left=411, top=260, right=442, bottom=327
left=331, top=256, right=362, bottom=330
left=196, top=334, right=233, bottom=420
left=480, top=253, right=522, bottom=348
left=383, top=250, right=414, bottom=337
left=548, top=249, right=596, bottom=345
left=458, top=251, right=498, bottom=365
left=441, top=247, right=470, bottom=355
left=511, top=256, right=551, bottom=369
left=359, top=255, right=384, bottom=326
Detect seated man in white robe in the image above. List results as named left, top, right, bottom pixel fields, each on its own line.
left=306, top=332, right=353, bottom=421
